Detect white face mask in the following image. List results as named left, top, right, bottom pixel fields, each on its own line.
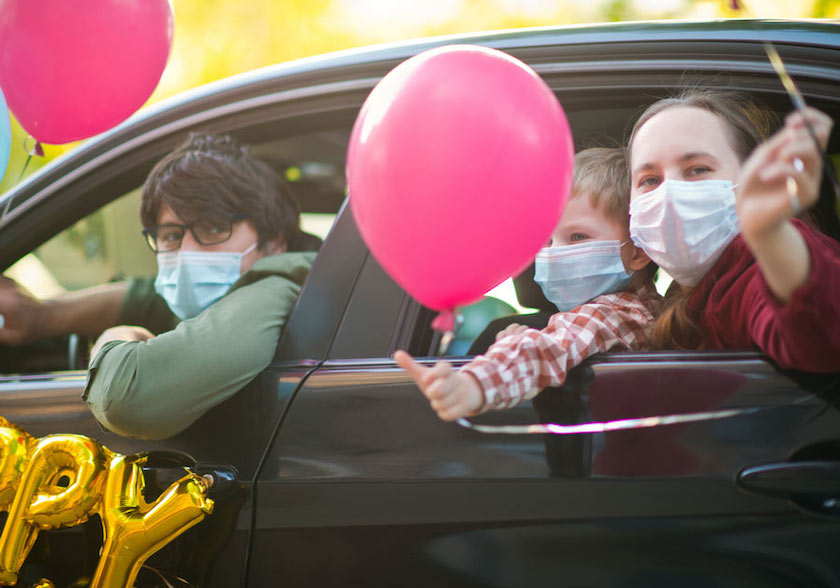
left=154, top=242, right=257, bottom=320
left=629, top=179, right=739, bottom=287
left=534, top=240, right=633, bottom=312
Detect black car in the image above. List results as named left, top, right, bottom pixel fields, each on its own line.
left=1, top=19, right=840, bottom=587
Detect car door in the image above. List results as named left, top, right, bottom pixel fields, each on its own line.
left=0, top=74, right=371, bottom=584
left=245, top=26, right=840, bottom=586
left=248, top=202, right=840, bottom=587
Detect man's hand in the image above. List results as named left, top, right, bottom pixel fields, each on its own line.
left=90, top=326, right=154, bottom=363
left=0, top=278, right=129, bottom=347
left=394, top=350, right=484, bottom=421
left=495, top=322, right=529, bottom=342
left=0, top=276, right=48, bottom=346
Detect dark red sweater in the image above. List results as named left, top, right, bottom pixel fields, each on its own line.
left=688, top=219, right=840, bottom=372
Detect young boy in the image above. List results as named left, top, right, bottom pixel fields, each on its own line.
left=395, top=147, right=662, bottom=421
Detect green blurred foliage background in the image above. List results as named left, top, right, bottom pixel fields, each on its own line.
left=1, top=0, right=838, bottom=195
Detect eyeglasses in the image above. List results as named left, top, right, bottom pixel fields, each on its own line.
left=142, top=214, right=250, bottom=253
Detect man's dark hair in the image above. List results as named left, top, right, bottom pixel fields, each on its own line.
left=141, top=133, right=300, bottom=249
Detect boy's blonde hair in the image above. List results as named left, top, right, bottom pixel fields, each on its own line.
left=570, top=147, right=657, bottom=284
left=569, top=147, right=629, bottom=224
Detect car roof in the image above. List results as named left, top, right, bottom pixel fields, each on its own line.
left=2, top=17, right=840, bottom=248
left=3, top=19, right=838, bottom=192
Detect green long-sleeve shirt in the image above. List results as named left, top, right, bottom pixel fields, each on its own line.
left=84, top=252, right=315, bottom=440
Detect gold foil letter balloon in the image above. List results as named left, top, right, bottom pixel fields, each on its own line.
left=0, top=419, right=32, bottom=510
left=0, top=420, right=214, bottom=587
left=0, top=434, right=109, bottom=585
left=91, top=454, right=213, bottom=588
left=0, top=419, right=35, bottom=586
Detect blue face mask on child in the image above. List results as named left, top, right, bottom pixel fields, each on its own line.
left=154, top=243, right=257, bottom=320
left=534, top=240, right=632, bottom=312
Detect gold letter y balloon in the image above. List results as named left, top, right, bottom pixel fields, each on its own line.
left=91, top=454, right=213, bottom=588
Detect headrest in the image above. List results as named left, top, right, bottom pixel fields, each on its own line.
left=290, top=231, right=323, bottom=252
left=512, top=261, right=556, bottom=313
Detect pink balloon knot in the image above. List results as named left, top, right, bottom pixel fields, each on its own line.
left=432, top=309, right=456, bottom=333
left=23, top=136, right=43, bottom=157
left=729, top=0, right=742, bottom=10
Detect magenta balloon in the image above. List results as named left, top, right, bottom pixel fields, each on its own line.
left=347, top=44, right=574, bottom=311
left=0, top=0, right=173, bottom=144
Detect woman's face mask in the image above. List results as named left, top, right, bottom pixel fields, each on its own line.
left=629, top=179, right=739, bottom=287
left=627, top=106, right=746, bottom=287
left=154, top=242, right=257, bottom=319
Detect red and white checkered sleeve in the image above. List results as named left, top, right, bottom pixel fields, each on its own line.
left=461, top=295, right=654, bottom=412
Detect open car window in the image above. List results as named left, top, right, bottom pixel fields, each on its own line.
left=7, top=189, right=154, bottom=297
left=413, top=99, right=840, bottom=362
left=0, top=125, right=352, bottom=375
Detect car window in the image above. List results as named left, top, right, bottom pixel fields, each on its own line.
left=0, top=126, right=351, bottom=376
left=300, top=212, right=337, bottom=241
left=7, top=123, right=353, bottom=290
left=7, top=200, right=338, bottom=300
left=7, top=189, right=155, bottom=296
left=433, top=103, right=840, bottom=358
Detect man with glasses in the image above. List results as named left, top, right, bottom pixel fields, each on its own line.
left=33, top=133, right=315, bottom=439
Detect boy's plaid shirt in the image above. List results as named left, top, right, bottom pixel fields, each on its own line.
left=461, top=282, right=663, bottom=412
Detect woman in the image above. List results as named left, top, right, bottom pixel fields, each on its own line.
left=627, top=90, right=840, bottom=372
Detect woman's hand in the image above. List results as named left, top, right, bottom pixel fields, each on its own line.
left=394, top=350, right=484, bottom=421
left=735, top=107, right=833, bottom=302
left=737, top=107, right=832, bottom=241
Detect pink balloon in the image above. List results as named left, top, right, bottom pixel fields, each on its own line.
left=347, top=44, right=573, bottom=312
left=0, top=0, right=173, bottom=144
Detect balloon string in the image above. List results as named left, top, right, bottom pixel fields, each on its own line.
left=0, top=153, right=30, bottom=220
left=736, top=2, right=840, bottom=204
left=456, top=377, right=833, bottom=436
left=761, top=38, right=840, bottom=204
left=431, top=309, right=463, bottom=355
left=15, top=153, right=32, bottom=184
left=456, top=406, right=761, bottom=435
left=3, top=139, right=43, bottom=221
left=140, top=564, right=191, bottom=587
left=438, top=330, right=455, bottom=356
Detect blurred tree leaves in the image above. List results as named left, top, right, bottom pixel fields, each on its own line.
left=812, top=0, right=840, bottom=17
left=1, top=0, right=838, bottom=196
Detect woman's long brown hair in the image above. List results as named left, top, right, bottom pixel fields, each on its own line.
left=627, top=89, right=777, bottom=349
